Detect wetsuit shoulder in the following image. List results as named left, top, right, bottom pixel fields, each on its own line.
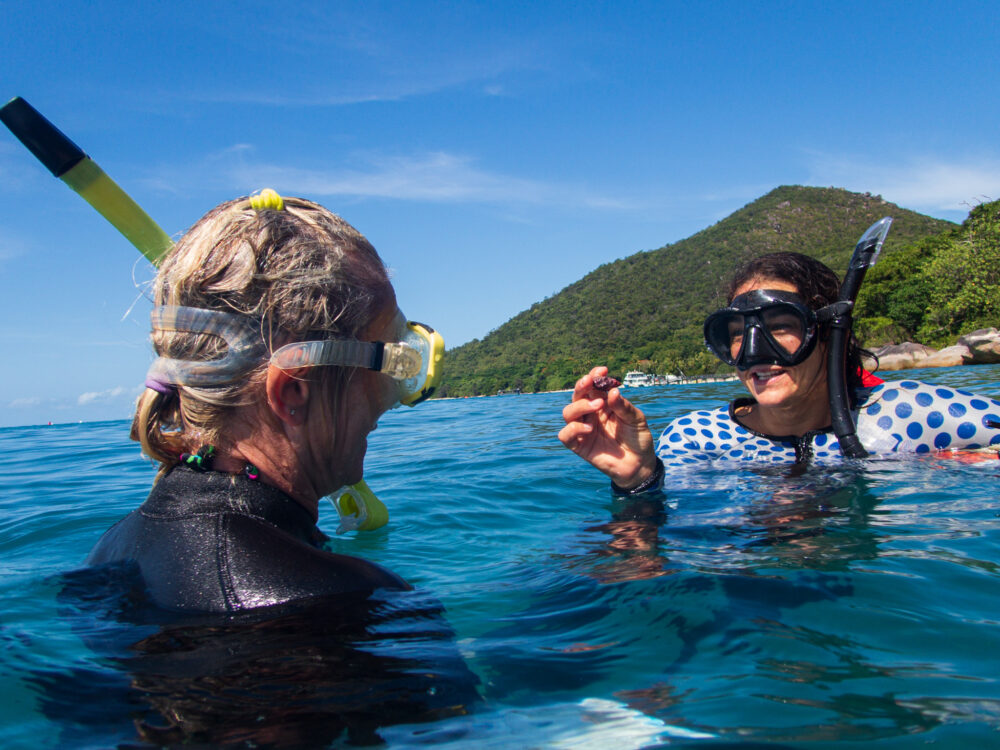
left=86, top=467, right=408, bottom=613
left=220, top=513, right=408, bottom=609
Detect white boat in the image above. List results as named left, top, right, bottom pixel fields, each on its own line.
left=622, top=370, right=654, bottom=387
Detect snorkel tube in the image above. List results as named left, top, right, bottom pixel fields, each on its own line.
left=827, top=217, right=893, bottom=458
left=1, top=96, right=388, bottom=532
left=0, top=97, right=173, bottom=265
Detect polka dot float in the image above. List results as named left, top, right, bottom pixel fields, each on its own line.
left=655, top=381, right=1000, bottom=467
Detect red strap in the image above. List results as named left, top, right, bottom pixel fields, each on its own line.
left=859, top=367, right=883, bottom=387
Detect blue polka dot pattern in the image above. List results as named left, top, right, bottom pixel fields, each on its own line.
left=655, top=380, right=1000, bottom=467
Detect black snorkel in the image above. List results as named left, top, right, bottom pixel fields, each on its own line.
left=826, top=217, right=893, bottom=458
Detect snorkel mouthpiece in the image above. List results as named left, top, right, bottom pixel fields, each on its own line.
left=331, top=480, right=389, bottom=534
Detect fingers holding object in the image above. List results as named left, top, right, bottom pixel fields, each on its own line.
left=562, top=394, right=606, bottom=425
left=592, top=374, right=621, bottom=391
left=557, top=419, right=593, bottom=451
left=573, top=366, right=611, bottom=399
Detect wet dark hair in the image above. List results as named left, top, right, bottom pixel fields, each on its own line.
left=726, top=252, right=876, bottom=389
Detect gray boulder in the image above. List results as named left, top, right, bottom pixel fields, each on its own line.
left=921, top=345, right=971, bottom=368
left=869, top=342, right=938, bottom=371
left=957, top=328, right=1000, bottom=363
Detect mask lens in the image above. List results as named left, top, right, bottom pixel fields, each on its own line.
left=396, top=321, right=443, bottom=406
left=762, top=307, right=807, bottom=356
left=704, top=312, right=743, bottom=366
left=726, top=316, right=745, bottom=363
left=704, top=291, right=817, bottom=369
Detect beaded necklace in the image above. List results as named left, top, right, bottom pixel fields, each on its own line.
left=178, top=444, right=260, bottom=481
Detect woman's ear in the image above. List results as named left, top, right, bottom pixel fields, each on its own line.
left=266, top=365, right=310, bottom=426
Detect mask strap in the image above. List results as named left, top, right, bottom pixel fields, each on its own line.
left=271, top=339, right=382, bottom=370
left=147, top=306, right=267, bottom=387
left=815, top=300, right=852, bottom=323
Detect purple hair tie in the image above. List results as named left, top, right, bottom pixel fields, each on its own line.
left=145, top=376, right=177, bottom=395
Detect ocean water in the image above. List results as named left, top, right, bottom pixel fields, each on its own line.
left=3, top=364, right=1000, bottom=749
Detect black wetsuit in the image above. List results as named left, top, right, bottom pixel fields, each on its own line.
left=86, top=465, right=408, bottom=613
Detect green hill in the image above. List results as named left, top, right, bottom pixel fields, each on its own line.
left=439, top=185, right=956, bottom=397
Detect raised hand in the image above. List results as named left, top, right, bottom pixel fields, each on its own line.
left=558, top=366, right=660, bottom=489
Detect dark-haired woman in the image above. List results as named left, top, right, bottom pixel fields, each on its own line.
left=559, top=252, right=1000, bottom=491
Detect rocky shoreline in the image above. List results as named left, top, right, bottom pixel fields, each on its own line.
left=865, top=329, right=1000, bottom=371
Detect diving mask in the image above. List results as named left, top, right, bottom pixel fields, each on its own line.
left=704, top=289, right=821, bottom=370
left=271, top=309, right=444, bottom=407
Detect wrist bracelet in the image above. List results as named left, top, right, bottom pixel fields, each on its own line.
left=611, top=458, right=665, bottom=497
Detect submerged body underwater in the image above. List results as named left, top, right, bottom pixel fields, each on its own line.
left=3, top=364, right=1000, bottom=748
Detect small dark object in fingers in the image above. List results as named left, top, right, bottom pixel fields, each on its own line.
left=592, top=375, right=621, bottom=391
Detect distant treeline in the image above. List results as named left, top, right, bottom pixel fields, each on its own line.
left=854, top=198, right=1000, bottom=348
left=437, top=186, right=997, bottom=398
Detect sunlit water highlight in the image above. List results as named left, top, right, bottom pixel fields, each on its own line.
left=2, top=365, right=1000, bottom=748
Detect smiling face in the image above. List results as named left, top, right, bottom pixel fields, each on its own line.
left=731, top=278, right=830, bottom=430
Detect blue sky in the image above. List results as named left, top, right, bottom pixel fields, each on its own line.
left=2, top=0, right=998, bottom=427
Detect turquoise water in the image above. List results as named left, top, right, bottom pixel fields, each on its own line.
left=3, top=365, right=1000, bottom=748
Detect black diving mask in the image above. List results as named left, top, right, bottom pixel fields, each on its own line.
left=704, top=289, right=821, bottom=370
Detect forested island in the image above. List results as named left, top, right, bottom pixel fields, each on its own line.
left=438, top=186, right=1000, bottom=398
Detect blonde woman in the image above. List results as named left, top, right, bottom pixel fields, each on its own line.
left=88, top=193, right=442, bottom=612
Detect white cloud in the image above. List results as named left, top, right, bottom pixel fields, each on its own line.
left=172, top=14, right=547, bottom=109
left=805, top=152, right=1000, bottom=216
left=78, top=386, right=128, bottom=405
left=9, top=396, right=43, bottom=408
left=227, top=151, right=635, bottom=210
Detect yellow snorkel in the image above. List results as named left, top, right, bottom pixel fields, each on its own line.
left=1, top=95, right=389, bottom=533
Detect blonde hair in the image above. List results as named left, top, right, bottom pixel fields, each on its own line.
left=132, top=196, right=391, bottom=475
